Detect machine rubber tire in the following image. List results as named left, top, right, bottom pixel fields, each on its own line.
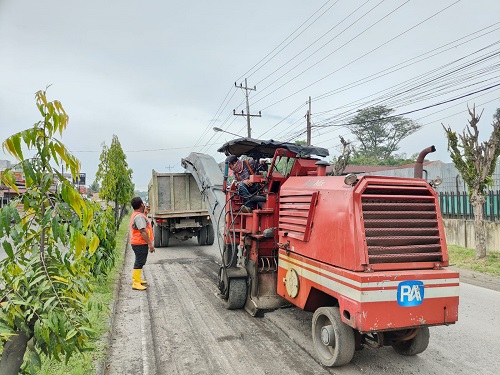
left=153, top=225, right=162, bottom=248
left=392, top=327, right=430, bottom=356
left=206, top=224, right=215, bottom=245
left=312, top=307, right=355, bottom=367
left=197, top=226, right=207, bottom=245
left=161, top=226, right=170, bottom=247
left=223, top=278, right=247, bottom=310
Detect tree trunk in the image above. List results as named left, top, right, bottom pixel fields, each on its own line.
left=119, top=203, right=127, bottom=222
left=470, top=192, right=487, bottom=259
left=0, top=332, right=29, bottom=375
left=114, top=198, right=120, bottom=229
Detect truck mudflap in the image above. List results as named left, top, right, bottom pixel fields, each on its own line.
left=277, top=250, right=459, bottom=332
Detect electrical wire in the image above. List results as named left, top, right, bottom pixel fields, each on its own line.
left=254, top=0, right=461, bottom=112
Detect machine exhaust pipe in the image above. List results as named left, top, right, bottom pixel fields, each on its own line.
left=414, top=145, right=436, bottom=179
left=315, top=160, right=330, bottom=177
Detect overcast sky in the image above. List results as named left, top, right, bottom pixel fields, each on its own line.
left=1, top=0, right=499, bottom=191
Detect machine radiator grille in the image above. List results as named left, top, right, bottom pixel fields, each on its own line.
left=361, top=184, right=443, bottom=265
left=279, top=191, right=318, bottom=241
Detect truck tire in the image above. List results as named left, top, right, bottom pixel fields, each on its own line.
left=223, top=278, right=247, bottom=310
left=392, top=327, right=430, bottom=356
left=206, top=224, right=215, bottom=245
left=153, top=225, right=162, bottom=248
left=161, top=226, right=170, bottom=247
left=197, top=226, right=207, bottom=245
left=312, top=307, right=355, bottom=367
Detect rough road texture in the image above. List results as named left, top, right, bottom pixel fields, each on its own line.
left=103, top=238, right=500, bottom=375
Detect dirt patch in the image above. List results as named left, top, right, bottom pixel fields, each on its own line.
left=449, top=266, right=500, bottom=292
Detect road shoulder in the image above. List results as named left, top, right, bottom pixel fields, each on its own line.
left=449, top=266, right=500, bottom=292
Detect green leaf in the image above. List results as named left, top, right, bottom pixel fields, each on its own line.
left=75, top=231, right=86, bottom=257
left=88, top=234, right=99, bottom=255
left=65, top=329, right=78, bottom=340
left=12, top=135, right=24, bottom=161
left=3, top=241, right=14, bottom=259
left=1, top=169, right=19, bottom=192
left=52, top=216, right=59, bottom=241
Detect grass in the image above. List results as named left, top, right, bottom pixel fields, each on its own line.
left=448, top=244, right=500, bottom=277
left=37, top=214, right=129, bottom=375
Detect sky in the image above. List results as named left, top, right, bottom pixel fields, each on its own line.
left=1, top=0, right=499, bottom=191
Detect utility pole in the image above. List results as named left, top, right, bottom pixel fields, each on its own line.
left=165, top=165, right=174, bottom=173
left=306, top=96, right=311, bottom=146
left=233, top=78, right=261, bottom=138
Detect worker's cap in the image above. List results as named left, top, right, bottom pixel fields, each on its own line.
left=226, top=155, right=238, bottom=164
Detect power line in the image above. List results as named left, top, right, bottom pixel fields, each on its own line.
left=314, top=82, right=500, bottom=129
left=257, top=22, right=500, bottom=142
left=254, top=0, right=461, bottom=112
left=237, top=0, right=338, bottom=82
left=314, top=46, right=500, bottom=126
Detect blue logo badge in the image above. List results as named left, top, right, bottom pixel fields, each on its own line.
left=397, top=280, right=424, bottom=307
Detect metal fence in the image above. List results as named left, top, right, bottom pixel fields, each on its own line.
left=363, top=160, right=500, bottom=222
left=438, top=190, right=500, bottom=222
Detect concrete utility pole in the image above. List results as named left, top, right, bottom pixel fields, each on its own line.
left=306, top=96, right=311, bottom=146
left=234, top=78, right=261, bottom=138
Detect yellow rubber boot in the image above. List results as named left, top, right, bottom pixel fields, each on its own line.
left=132, top=269, right=147, bottom=290
left=140, top=271, right=147, bottom=285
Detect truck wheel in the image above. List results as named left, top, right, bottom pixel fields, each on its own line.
left=153, top=225, right=162, bottom=248
left=392, top=327, right=430, bottom=356
left=206, top=224, right=215, bottom=245
left=161, top=227, right=170, bottom=247
left=197, top=226, right=207, bottom=245
left=312, top=307, right=355, bottom=367
left=223, top=278, right=247, bottom=310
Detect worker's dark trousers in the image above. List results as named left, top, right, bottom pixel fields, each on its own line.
left=238, top=183, right=252, bottom=207
left=131, top=244, right=148, bottom=269
left=238, top=183, right=262, bottom=209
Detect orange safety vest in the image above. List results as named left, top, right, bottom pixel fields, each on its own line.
left=129, top=211, right=153, bottom=245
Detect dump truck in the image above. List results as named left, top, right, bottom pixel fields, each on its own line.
left=148, top=170, right=214, bottom=247
left=181, top=138, right=459, bottom=367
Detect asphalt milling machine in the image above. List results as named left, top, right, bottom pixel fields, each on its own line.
left=181, top=138, right=459, bottom=367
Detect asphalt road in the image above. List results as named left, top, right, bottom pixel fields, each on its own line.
left=102, top=237, right=500, bottom=375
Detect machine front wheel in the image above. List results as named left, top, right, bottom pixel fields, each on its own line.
left=391, top=327, right=430, bottom=356
left=312, top=307, right=355, bottom=367
left=153, top=225, right=162, bottom=248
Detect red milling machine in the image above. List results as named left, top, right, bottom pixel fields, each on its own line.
left=214, top=138, right=459, bottom=367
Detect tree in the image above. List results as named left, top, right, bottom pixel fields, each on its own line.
left=443, top=106, right=500, bottom=259
left=87, top=180, right=100, bottom=197
left=348, top=151, right=420, bottom=166
left=95, top=135, right=134, bottom=229
left=330, top=136, right=353, bottom=175
left=349, top=105, right=421, bottom=162
left=0, top=90, right=100, bottom=374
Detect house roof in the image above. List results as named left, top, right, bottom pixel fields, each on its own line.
left=327, top=160, right=442, bottom=175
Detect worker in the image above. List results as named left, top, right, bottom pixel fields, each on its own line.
left=129, top=196, right=155, bottom=290
left=226, top=155, right=268, bottom=213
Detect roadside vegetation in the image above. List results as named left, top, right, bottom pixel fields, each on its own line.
left=0, top=89, right=134, bottom=374
left=448, top=244, right=500, bottom=277
left=37, top=214, right=129, bottom=375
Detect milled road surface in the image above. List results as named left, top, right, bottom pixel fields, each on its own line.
left=104, top=238, right=500, bottom=375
